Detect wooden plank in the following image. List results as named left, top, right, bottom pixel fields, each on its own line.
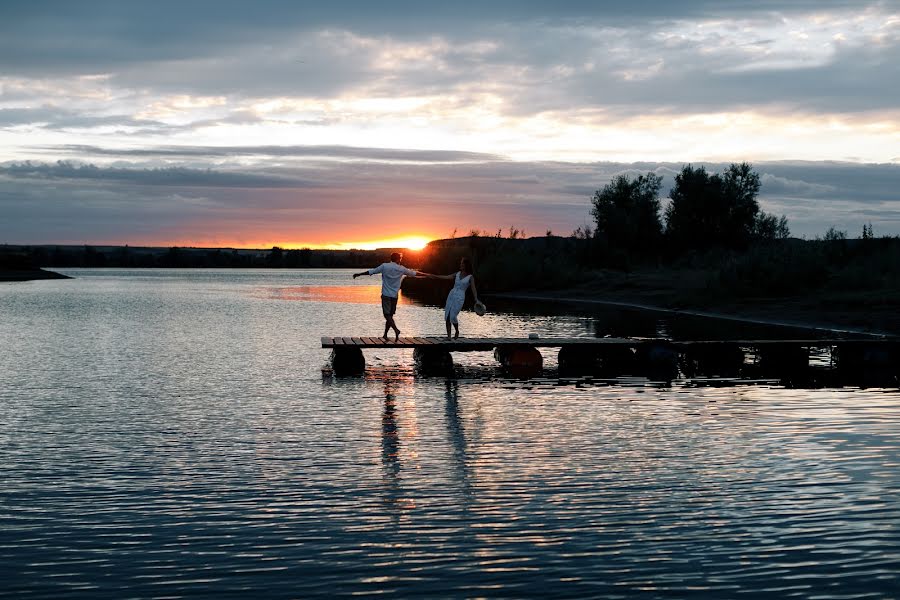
left=324, top=336, right=891, bottom=351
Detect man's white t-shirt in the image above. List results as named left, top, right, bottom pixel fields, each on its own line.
left=368, top=262, right=418, bottom=298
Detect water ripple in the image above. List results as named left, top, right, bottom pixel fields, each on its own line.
left=1, top=270, right=898, bottom=598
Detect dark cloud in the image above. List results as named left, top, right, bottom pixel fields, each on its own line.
left=0, top=161, right=316, bottom=188
left=1, top=0, right=871, bottom=70
left=1, top=1, right=893, bottom=117
left=1, top=152, right=898, bottom=244
left=42, top=144, right=502, bottom=163
left=0, top=106, right=172, bottom=131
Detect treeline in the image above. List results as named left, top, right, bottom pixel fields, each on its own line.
left=406, top=228, right=900, bottom=302
left=406, top=162, right=900, bottom=300
left=589, top=162, right=788, bottom=265
left=2, top=245, right=422, bottom=269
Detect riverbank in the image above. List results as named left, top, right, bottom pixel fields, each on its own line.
left=0, top=269, right=70, bottom=282
left=493, top=268, right=900, bottom=338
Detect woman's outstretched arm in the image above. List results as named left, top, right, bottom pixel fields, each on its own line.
left=470, top=277, right=480, bottom=303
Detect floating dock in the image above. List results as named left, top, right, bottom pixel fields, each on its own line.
left=323, top=336, right=900, bottom=383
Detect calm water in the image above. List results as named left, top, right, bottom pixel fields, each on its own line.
left=1, top=269, right=898, bottom=599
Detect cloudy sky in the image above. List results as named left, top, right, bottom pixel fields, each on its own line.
left=2, top=1, right=899, bottom=248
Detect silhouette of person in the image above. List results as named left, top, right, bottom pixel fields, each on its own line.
left=427, top=257, right=481, bottom=339
left=353, top=252, right=423, bottom=339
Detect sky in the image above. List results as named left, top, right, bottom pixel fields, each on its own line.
left=1, top=0, right=899, bottom=248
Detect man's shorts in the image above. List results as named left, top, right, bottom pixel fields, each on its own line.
left=381, top=295, right=398, bottom=317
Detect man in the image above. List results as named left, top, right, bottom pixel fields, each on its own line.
left=353, top=252, right=422, bottom=339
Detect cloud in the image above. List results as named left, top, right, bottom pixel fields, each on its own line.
left=0, top=161, right=317, bottom=189
left=2, top=151, right=898, bottom=245
left=0, top=106, right=172, bottom=131
left=42, top=144, right=502, bottom=163
left=1, top=2, right=895, bottom=117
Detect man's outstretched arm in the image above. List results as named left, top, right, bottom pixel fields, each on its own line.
left=353, top=264, right=383, bottom=279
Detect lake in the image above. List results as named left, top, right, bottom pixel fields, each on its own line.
left=2, top=269, right=898, bottom=598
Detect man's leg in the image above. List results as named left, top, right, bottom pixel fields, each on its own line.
left=382, top=296, right=400, bottom=338
left=388, top=315, right=400, bottom=338
left=391, top=297, right=401, bottom=338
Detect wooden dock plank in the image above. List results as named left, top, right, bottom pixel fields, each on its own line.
left=323, top=336, right=893, bottom=350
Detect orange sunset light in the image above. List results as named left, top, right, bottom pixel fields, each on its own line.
left=330, top=235, right=432, bottom=251
left=164, top=233, right=437, bottom=251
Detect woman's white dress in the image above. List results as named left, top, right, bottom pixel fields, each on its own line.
left=444, top=271, right=472, bottom=325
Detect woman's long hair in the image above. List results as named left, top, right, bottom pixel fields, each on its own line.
left=460, top=257, right=473, bottom=275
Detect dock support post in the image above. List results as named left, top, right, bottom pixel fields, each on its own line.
left=758, top=344, right=809, bottom=384
left=834, top=343, right=900, bottom=387
left=330, top=347, right=365, bottom=376
left=495, top=345, right=543, bottom=378
left=635, top=342, right=679, bottom=381
left=679, top=344, right=744, bottom=378
left=413, top=347, right=454, bottom=374
left=558, top=345, right=602, bottom=376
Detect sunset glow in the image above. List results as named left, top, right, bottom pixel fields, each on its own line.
left=331, top=236, right=432, bottom=251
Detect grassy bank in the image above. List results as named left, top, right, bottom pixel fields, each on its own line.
left=403, top=235, right=900, bottom=336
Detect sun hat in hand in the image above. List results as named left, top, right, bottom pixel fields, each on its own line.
left=474, top=301, right=487, bottom=316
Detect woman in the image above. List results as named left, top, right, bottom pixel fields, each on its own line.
left=428, top=257, right=481, bottom=339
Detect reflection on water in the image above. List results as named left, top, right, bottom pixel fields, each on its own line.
left=381, top=379, right=403, bottom=518
left=261, top=284, right=412, bottom=306
left=1, top=269, right=899, bottom=598
left=444, top=380, right=474, bottom=505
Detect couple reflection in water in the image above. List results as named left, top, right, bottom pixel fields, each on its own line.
left=380, top=378, right=472, bottom=519
left=353, top=252, right=483, bottom=340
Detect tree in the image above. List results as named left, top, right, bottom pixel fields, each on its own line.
left=721, top=162, right=761, bottom=244
left=590, top=172, right=663, bottom=254
left=753, top=212, right=790, bottom=240
left=822, top=226, right=847, bottom=241
left=665, top=162, right=765, bottom=250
